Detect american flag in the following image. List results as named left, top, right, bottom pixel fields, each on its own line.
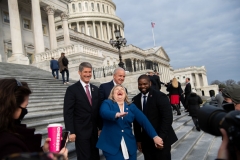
left=151, top=22, right=155, bottom=28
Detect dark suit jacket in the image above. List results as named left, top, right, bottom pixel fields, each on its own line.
left=133, top=89, right=178, bottom=147
left=184, top=83, right=192, bottom=96
left=153, top=75, right=164, bottom=90
left=99, top=81, right=128, bottom=104
left=64, top=81, right=102, bottom=139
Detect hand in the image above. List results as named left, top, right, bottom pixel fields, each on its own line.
left=42, top=138, right=51, bottom=152
left=115, top=112, right=128, bottom=118
left=153, top=136, right=164, bottom=149
left=137, top=142, right=142, bottom=152
left=69, top=134, right=76, bottom=142
left=217, top=128, right=229, bottom=159
left=98, top=130, right=102, bottom=136
left=59, top=147, right=68, bottom=160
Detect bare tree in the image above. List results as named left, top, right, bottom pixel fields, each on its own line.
left=238, top=81, right=240, bottom=85
left=225, top=79, right=236, bottom=86
left=210, top=80, right=222, bottom=85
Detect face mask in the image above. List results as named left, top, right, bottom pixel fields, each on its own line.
left=15, top=106, right=28, bottom=124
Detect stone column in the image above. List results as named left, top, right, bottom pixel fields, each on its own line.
left=61, top=12, right=70, bottom=46
left=92, top=21, right=96, bottom=38
left=100, top=21, right=104, bottom=40
left=31, top=0, right=45, bottom=54
left=112, top=23, right=115, bottom=40
left=76, top=22, right=80, bottom=32
left=7, top=0, right=29, bottom=65
left=202, top=74, right=208, bottom=86
left=84, top=21, right=88, bottom=35
left=131, top=59, right=134, bottom=72
left=122, top=27, right=125, bottom=38
left=194, top=73, right=200, bottom=88
left=45, top=6, right=57, bottom=50
left=106, top=22, right=111, bottom=40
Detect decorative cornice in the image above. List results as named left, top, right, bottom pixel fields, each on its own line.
left=61, top=12, right=69, bottom=21
left=44, top=5, right=56, bottom=15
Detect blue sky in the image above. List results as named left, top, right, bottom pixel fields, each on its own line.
left=113, top=0, right=240, bottom=83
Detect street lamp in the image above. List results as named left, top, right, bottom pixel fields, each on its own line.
left=109, top=30, right=127, bottom=69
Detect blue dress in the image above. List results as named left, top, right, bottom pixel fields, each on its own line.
left=96, top=100, right=158, bottom=160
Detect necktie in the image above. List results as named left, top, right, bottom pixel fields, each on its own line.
left=85, top=85, right=92, bottom=106
left=143, top=95, right=147, bottom=113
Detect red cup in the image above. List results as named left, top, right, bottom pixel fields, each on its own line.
left=47, top=123, right=63, bottom=153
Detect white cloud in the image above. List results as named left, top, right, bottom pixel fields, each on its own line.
left=113, top=0, right=240, bottom=82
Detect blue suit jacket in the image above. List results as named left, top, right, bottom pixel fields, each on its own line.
left=99, top=81, right=128, bottom=104
left=96, top=100, right=157, bottom=156
left=50, top=59, right=59, bottom=70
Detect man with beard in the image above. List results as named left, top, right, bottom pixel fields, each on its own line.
left=133, top=75, right=178, bottom=160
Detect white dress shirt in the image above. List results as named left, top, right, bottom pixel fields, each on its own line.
left=79, top=79, right=92, bottom=97
left=141, top=92, right=149, bottom=110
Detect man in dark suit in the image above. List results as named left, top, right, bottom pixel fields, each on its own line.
left=183, top=77, right=192, bottom=111
left=147, top=70, right=158, bottom=90
left=133, top=75, right=178, bottom=160
left=99, top=67, right=127, bottom=103
left=64, top=62, right=101, bottom=160
left=154, top=70, right=165, bottom=90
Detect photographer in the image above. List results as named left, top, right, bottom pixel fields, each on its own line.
left=222, top=84, right=240, bottom=111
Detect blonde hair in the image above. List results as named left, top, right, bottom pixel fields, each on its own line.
left=172, top=78, right=178, bottom=88
left=108, top=84, right=132, bottom=105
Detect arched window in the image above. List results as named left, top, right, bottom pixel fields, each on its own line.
left=78, top=3, right=82, bottom=12
left=96, top=26, right=99, bottom=38
left=72, top=4, right=75, bottom=12
left=85, top=2, right=88, bottom=11
left=91, top=3, right=94, bottom=11
left=97, top=4, right=100, bottom=12
left=102, top=4, right=105, bottom=13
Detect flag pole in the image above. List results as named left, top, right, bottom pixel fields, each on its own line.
left=152, top=27, right=156, bottom=47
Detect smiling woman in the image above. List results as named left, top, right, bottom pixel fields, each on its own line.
left=96, top=84, right=164, bottom=160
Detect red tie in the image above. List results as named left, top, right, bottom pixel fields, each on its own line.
left=85, top=85, right=92, bottom=106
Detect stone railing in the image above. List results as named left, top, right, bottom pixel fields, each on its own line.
left=34, top=44, right=103, bottom=63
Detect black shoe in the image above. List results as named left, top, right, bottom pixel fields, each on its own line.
left=196, top=126, right=201, bottom=131
left=177, top=113, right=181, bottom=116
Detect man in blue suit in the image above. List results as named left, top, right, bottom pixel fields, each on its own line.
left=99, top=67, right=127, bottom=103
left=50, top=57, right=59, bottom=79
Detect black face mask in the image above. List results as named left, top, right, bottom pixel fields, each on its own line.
left=15, top=106, right=28, bottom=124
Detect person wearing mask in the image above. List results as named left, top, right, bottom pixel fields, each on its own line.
left=96, top=85, right=163, bottom=160
left=133, top=75, right=178, bottom=160
left=167, top=78, right=182, bottom=115
left=50, top=57, right=59, bottom=79
left=187, top=90, right=203, bottom=131
left=58, top=53, right=69, bottom=84
left=0, top=79, right=68, bottom=159
left=99, top=67, right=127, bottom=104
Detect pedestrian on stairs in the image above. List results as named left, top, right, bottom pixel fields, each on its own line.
left=50, top=57, right=59, bottom=79
left=187, top=90, right=203, bottom=131
left=58, top=52, right=69, bottom=84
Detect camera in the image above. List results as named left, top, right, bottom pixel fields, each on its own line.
left=197, top=104, right=240, bottom=150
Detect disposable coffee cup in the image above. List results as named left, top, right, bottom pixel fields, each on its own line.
left=47, top=123, right=63, bottom=153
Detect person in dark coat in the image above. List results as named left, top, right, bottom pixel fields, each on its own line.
left=166, top=78, right=182, bottom=115
left=0, top=79, right=68, bottom=159
left=133, top=75, right=178, bottom=160
left=50, top=57, right=59, bottom=79
left=153, top=70, right=165, bottom=90
left=183, top=77, right=192, bottom=111
left=147, top=70, right=158, bottom=91
left=187, top=90, right=203, bottom=131
left=58, top=52, right=69, bottom=84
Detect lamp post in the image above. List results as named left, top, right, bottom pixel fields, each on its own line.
left=109, top=30, right=127, bottom=69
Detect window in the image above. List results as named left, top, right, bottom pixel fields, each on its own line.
left=57, top=25, right=62, bottom=30
left=177, top=77, right=179, bottom=79
left=88, top=26, right=92, bottom=36
left=72, top=4, right=75, bottom=12
left=23, top=18, right=31, bottom=30
left=95, top=26, right=99, bottom=38
left=85, top=2, right=88, bottom=11
left=102, top=5, right=105, bottom=13
left=27, top=53, right=33, bottom=64
left=42, top=25, right=47, bottom=34
left=78, top=3, right=82, bottom=12
left=183, top=76, right=185, bottom=79
left=91, top=3, right=94, bottom=11
left=107, top=60, right=109, bottom=66
left=3, top=11, right=9, bottom=23
left=7, top=50, right=12, bottom=58
left=107, top=6, right=109, bottom=13
left=97, top=4, right=100, bottom=12
left=81, top=26, right=85, bottom=33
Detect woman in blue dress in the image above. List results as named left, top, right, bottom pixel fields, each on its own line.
left=96, top=85, right=163, bottom=160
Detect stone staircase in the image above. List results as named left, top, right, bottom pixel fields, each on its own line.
left=0, top=62, right=221, bottom=160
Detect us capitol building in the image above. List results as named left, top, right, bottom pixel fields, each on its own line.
left=0, top=0, right=218, bottom=95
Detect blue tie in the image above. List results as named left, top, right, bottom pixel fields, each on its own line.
left=143, top=95, right=147, bottom=113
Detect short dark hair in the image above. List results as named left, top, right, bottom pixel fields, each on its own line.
left=187, top=78, right=190, bottom=81
left=138, top=74, right=150, bottom=82
left=79, top=62, right=92, bottom=72
left=154, top=70, right=157, bottom=73
left=0, top=79, right=32, bottom=133
left=51, top=57, right=54, bottom=60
